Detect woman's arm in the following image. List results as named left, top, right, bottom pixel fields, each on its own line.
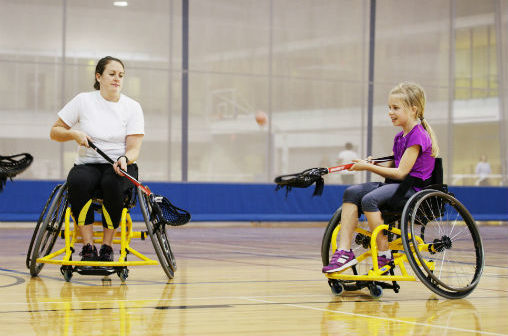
left=113, top=134, right=144, bottom=175
left=50, top=118, right=90, bottom=146
left=351, top=145, right=420, bottom=180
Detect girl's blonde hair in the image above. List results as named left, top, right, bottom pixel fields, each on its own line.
left=390, top=81, right=439, bottom=157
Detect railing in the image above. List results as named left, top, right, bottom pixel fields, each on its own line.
left=451, top=174, right=505, bottom=186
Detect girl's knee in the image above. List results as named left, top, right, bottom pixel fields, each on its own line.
left=343, top=185, right=361, bottom=202
left=361, top=195, right=379, bottom=213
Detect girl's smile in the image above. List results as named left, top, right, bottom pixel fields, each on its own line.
left=388, top=95, right=417, bottom=134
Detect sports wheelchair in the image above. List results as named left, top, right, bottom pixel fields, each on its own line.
left=26, top=183, right=177, bottom=282
left=321, top=159, right=484, bottom=299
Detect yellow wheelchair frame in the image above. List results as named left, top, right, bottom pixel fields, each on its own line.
left=40, top=207, right=158, bottom=281
left=326, top=224, right=434, bottom=283
left=321, top=187, right=484, bottom=299
left=27, top=183, right=177, bottom=282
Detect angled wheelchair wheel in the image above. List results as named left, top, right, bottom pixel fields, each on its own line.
left=321, top=207, right=373, bottom=275
left=321, top=207, right=342, bottom=266
left=26, top=184, right=63, bottom=269
left=29, top=183, right=68, bottom=277
left=401, top=190, right=484, bottom=299
left=138, top=188, right=176, bottom=279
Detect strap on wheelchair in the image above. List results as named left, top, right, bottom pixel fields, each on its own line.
left=385, top=157, right=444, bottom=210
left=385, top=176, right=431, bottom=210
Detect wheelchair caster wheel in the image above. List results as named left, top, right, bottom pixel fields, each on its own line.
left=61, top=266, right=73, bottom=282
left=117, top=268, right=129, bottom=282
left=328, top=280, right=344, bottom=296
left=369, top=284, right=383, bottom=298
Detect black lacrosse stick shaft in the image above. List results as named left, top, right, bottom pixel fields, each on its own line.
left=87, top=140, right=152, bottom=195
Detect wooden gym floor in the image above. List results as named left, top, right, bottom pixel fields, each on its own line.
left=0, top=223, right=507, bottom=335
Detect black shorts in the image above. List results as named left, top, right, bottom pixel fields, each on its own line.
left=67, top=163, right=138, bottom=229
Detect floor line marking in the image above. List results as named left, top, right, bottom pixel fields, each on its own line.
left=240, top=297, right=508, bottom=336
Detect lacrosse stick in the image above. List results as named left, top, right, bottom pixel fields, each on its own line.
left=274, top=155, right=394, bottom=196
left=0, top=153, right=34, bottom=191
left=87, top=141, right=190, bottom=226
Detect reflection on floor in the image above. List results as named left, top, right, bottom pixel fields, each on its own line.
left=0, top=224, right=507, bottom=336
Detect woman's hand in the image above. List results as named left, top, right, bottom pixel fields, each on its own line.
left=72, top=130, right=91, bottom=147
left=113, top=156, right=128, bottom=176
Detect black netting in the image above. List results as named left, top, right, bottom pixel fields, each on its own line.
left=0, top=153, right=33, bottom=191
left=153, top=195, right=191, bottom=226
left=274, top=167, right=328, bottom=196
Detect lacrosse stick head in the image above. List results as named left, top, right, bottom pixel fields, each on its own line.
left=0, top=153, right=33, bottom=191
left=274, top=167, right=329, bottom=196
left=150, top=194, right=191, bottom=226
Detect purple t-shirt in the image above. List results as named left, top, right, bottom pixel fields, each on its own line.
left=393, top=124, right=435, bottom=181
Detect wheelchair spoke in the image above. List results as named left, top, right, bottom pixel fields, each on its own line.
left=437, top=249, right=445, bottom=279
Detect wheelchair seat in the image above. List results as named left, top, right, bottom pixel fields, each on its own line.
left=89, top=185, right=137, bottom=209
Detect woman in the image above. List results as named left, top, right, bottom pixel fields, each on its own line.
left=50, top=56, right=144, bottom=263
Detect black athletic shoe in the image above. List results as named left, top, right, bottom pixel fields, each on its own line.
left=98, top=244, right=114, bottom=262
left=80, top=243, right=98, bottom=262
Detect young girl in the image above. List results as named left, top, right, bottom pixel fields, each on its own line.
left=322, top=81, right=439, bottom=273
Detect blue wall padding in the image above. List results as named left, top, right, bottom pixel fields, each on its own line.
left=0, top=180, right=507, bottom=222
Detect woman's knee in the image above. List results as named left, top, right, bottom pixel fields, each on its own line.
left=101, top=176, right=122, bottom=193
left=67, top=165, right=98, bottom=191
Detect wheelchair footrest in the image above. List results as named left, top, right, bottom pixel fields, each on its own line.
left=340, top=280, right=400, bottom=293
left=74, top=266, right=124, bottom=276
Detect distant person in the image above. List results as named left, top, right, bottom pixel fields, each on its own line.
left=475, top=155, right=491, bottom=186
left=337, top=143, right=359, bottom=184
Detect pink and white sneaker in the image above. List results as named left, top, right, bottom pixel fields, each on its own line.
left=322, top=249, right=357, bottom=273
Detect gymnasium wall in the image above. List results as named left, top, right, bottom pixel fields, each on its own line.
left=1, top=181, right=506, bottom=222
left=2, top=1, right=508, bottom=187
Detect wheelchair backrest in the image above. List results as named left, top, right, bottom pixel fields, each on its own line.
left=428, top=157, right=443, bottom=185
left=380, top=157, right=445, bottom=224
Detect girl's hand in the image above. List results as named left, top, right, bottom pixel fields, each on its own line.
left=350, top=159, right=371, bottom=171
left=72, top=130, right=91, bottom=147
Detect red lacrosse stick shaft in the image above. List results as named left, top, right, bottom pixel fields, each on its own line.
left=328, top=163, right=354, bottom=174
left=327, top=156, right=394, bottom=174
left=119, top=170, right=152, bottom=196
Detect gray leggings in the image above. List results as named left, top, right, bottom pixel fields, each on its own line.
left=342, top=182, right=415, bottom=212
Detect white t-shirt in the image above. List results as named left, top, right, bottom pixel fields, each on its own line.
left=337, top=149, right=358, bottom=175
left=475, top=161, right=491, bottom=180
left=58, top=91, right=144, bottom=164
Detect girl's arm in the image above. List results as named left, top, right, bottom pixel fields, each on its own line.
left=50, top=118, right=90, bottom=146
left=352, top=145, right=420, bottom=180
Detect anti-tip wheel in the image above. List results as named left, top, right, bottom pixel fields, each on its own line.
left=117, top=268, right=129, bottom=282
left=61, top=266, right=73, bottom=282
left=328, top=279, right=345, bottom=296
left=369, top=284, right=383, bottom=298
